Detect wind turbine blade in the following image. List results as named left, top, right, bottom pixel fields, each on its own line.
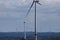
left=37, top=2, right=41, bottom=5
left=25, top=2, right=34, bottom=18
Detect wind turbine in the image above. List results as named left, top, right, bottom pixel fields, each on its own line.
left=24, top=21, right=26, bottom=40
left=25, top=0, right=41, bottom=40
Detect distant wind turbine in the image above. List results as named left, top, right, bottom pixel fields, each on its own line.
left=24, top=21, right=26, bottom=40
left=25, top=0, right=41, bottom=40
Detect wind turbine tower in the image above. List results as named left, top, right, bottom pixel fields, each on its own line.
left=25, top=0, right=41, bottom=40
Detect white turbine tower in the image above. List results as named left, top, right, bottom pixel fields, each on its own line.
left=25, top=0, right=41, bottom=40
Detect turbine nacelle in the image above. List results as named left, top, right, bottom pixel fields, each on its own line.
left=33, top=0, right=41, bottom=5
left=33, top=0, right=39, bottom=2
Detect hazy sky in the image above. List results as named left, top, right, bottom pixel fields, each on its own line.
left=0, top=0, right=60, bottom=32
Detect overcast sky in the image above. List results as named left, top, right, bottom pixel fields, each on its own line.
left=0, top=0, right=60, bottom=32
